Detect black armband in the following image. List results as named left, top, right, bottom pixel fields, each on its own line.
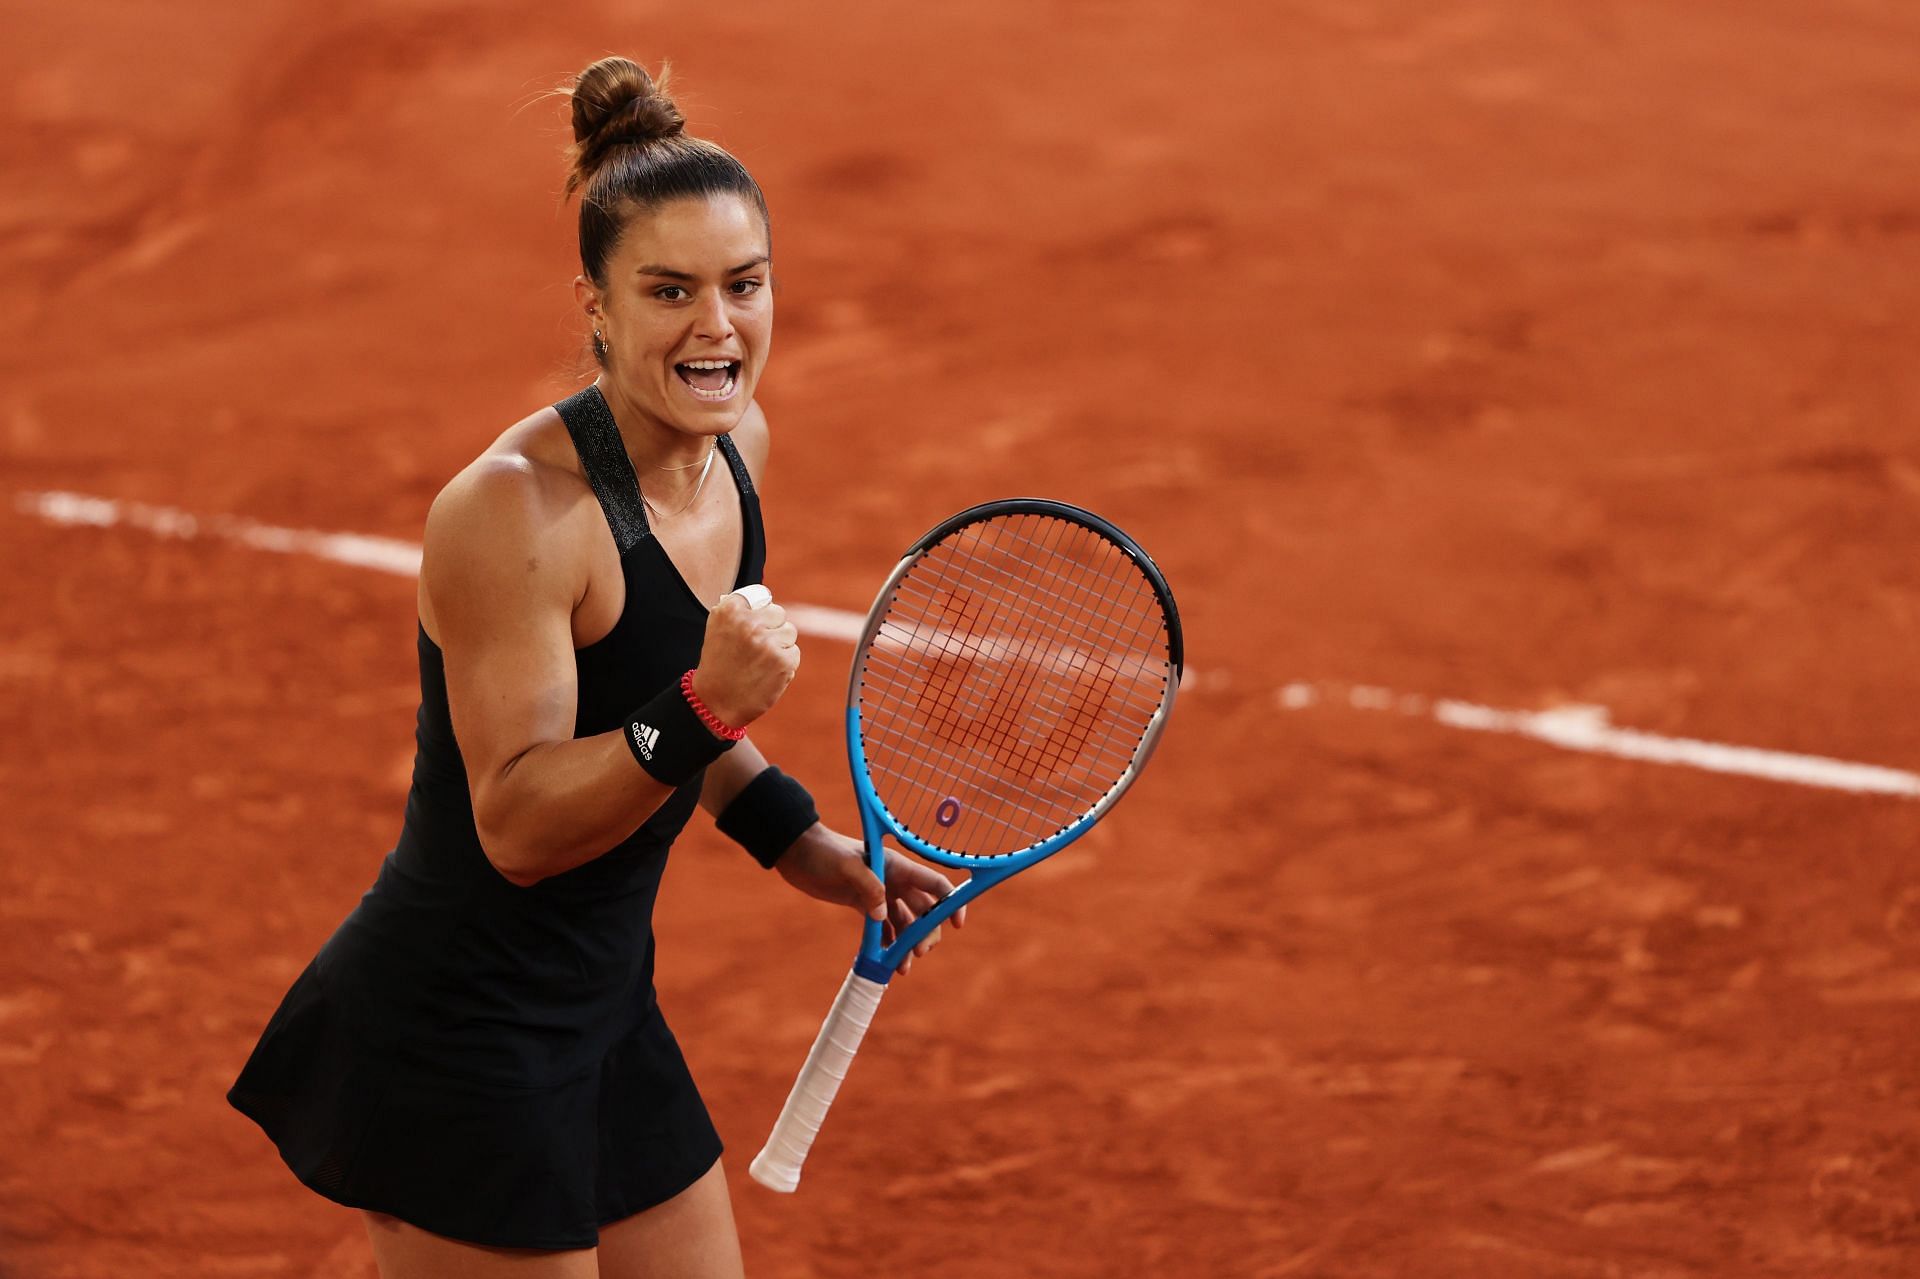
left=716, top=766, right=820, bottom=869
left=623, top=680, right=736, bottom=787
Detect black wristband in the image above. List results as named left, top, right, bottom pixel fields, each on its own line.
left=623, top=681, right=736, bottom=787
left=715, top=766, right=820, bottom=869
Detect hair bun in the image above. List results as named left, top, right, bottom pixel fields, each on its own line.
left=566, top=57, right=685, bottom=196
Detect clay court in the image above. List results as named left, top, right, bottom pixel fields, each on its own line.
left=5, top=1, right=1920, bottom=1275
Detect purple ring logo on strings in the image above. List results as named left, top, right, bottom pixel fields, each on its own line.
left=935, top=797, right=962, bottom=828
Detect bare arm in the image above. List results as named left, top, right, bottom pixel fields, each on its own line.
left=424, top=458, right=683, bottom=885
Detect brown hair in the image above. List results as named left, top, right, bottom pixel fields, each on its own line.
left=564, top=57, right=770, bottom=287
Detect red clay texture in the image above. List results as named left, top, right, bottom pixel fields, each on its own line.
left=3, top=2, right=1919, bottom=1276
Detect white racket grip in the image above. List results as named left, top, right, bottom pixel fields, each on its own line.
left=749, top=970, right=888, bottom=1192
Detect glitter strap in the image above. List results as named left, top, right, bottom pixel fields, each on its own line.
left=554, top=384, right=649, bottom=552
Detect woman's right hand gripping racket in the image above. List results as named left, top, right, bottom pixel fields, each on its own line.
left=749, top=498, right=1183, bottom=1192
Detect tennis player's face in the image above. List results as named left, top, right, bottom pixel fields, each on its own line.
left=585, top=193, right=773, bottom=437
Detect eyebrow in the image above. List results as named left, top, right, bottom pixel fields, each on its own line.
left=635, top=255, right=770, bottom=281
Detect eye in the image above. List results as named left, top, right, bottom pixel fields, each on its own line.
left=654, top=285, right=689, bottom=302
left=729, top=278, right=763, bottom=296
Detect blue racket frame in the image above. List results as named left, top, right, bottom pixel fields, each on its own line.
left=840, top=498, right=1183, bottom=986
left=848, top=706, right=1090, bottom=983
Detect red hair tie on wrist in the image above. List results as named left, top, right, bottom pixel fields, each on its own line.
left=680, top=669, right=748, bottom=742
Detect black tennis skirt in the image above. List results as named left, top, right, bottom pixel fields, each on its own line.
left=227, top=956, right=723, bottom=1251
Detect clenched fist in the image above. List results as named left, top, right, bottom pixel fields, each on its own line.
left=690, top=585, right=800, bottom=729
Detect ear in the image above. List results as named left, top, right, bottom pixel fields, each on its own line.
left=574, top=274, right=604, bottom=329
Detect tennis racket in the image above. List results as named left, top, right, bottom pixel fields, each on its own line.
left=748, top=498, right=1183, bottom=1192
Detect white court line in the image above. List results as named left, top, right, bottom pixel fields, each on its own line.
left=18, top=489, right=1920, bottom=800
left=18, top=489, right=424, bottom=577
left=1278, top=682, right=1920, bottom=799
left=18, top=488, right=876, bottom=645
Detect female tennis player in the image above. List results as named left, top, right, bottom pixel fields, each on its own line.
left=228, top=55, right=962, bottom=1278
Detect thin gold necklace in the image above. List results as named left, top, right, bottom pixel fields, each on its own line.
left=648, top=450, right=713, bottom=471
left=640, top=444, right=717, bottom=522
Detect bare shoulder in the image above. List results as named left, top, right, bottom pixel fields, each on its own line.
left=425, top=409, right=584, bottom=555
left=729, top=399, right=772, bottom=488
left=419, top=408, right=594, bottom=634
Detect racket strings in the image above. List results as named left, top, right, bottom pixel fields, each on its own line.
left=856, top=656, right=1152, bottom=787
left=877, top=587, right=1160, bottom=854
left=877, top=516, right=1160, bottom=823
left=958, top=518, right=1169, bottom=850
left=858, top=673, right=1147, bottom=818
left=913, top=583, right=1114, bottom=776
left=857, top=512, right=1173, bottom=857
left=921, top=517, right=1161, bottom=660
left=867, top=588, right=1162, bottom=786
left=881, top=521, right=1169, bottom=715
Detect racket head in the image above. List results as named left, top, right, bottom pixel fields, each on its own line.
left=846, top=498, right=1182, bottom=871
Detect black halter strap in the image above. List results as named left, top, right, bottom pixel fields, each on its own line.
left=715, top=432, right=755, bottom=497
left=554, top=384, right=650, bottom=555
left=553, top=383, right=754, bottom=556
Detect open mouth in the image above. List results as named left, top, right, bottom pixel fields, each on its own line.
left=674, top=359, right=741, bottom=401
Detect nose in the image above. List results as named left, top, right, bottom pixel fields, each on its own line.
left=692, top=287, right=734, bottom=342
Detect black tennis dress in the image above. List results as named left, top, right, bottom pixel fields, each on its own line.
left=228, top=385, right=765, bottom=1250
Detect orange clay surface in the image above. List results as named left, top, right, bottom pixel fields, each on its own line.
left=5, top=2, right=1920, bottom=1276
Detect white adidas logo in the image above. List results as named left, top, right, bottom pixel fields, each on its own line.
left=631, top=722, right=660, bottom=760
